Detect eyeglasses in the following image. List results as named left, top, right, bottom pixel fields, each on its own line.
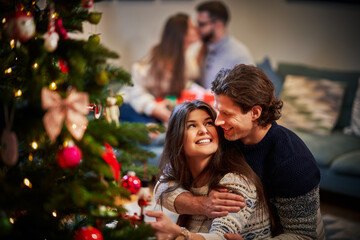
left=198, top=21, right=213, bottom=28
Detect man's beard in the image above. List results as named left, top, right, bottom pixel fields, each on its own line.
left=201, top=30, right=214, bottom=43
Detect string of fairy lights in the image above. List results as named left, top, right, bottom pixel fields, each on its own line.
left=2, top=2, right=64, bottom=226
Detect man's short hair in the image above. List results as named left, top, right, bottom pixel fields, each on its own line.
left=196, top=1, right=229, bottom=25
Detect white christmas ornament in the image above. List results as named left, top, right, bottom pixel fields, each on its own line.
left=7, top=9, right=35, bottom=42
left=44, top=31, right=59, bottom=52
left=104, top=97, right=120, bottom=126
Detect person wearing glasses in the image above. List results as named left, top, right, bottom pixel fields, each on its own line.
left=196, top=1, right=254, bottom=89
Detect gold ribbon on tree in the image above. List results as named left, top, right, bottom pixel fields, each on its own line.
left=41, top=87, right=89, bottom=142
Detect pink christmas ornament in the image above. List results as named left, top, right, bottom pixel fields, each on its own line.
left=55, top=18, right=69, bottom=40
left=7, top=7, right=36, bottom=42
left=57, top=141, right=82, bottom=169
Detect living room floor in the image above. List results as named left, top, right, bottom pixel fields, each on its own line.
left=320, top=190, right=360, bottom=222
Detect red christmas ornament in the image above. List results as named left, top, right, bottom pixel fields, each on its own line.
left=101, top=142, right=121, bottom=181
left=59, top=59, right=68, bottom=73
left=57, top=140, right=82, bottom=169
left=122, top=171, right=141, bottom=194
left=81, top=0, right=94, bottom=9
left=73, top=226, right=103, bottom=240
left=7, top=6, right=36, bottom=42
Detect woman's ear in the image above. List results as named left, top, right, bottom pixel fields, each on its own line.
left=251, top=105, right=262, bottom=121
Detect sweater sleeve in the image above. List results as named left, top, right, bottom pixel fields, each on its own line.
left=269, top=185, right=325, bottom=240
left=153, top=179, right=189, bottom=213
left=126, top=62, right=156, bottom=116
left=198, top=173, right=269, bottom=240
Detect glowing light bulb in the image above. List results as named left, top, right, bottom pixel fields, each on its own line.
left=15, top=89, right=22, bottom=97
left=33, top=63, right=39, bottom=69
left=51, top=13, right=56, bottom=19
left=28, top=153, right=33, bottom=161
left=49, top=82, right=57, bottom=90
left=2, top=18, right=6, bottom=24
left=32, top=1, right=36, bottom=5
left=31, top=141, right=38, bottom=149
left=9, top=218, right=14, bottom=224
left=52, top=211, right=57, bottom=217
left=10, top=39, right=15, bottom=49
left=5, top=68, right=12, bottom=74
left=24, top=178, right=32, bottom=188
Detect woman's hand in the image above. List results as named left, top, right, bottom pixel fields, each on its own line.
left=145, top=210, right=181, bottom=240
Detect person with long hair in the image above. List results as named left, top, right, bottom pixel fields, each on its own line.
left=120, top=13, right=201, bottom=125
left=154, top=64, right=325, bottom=240
left=146, top=100, right=273, bottom=239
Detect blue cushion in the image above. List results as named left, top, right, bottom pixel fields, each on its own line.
left=295, top=130, right=360, bottom=167
left=257, top=58, right=283, bottom=98
left=331, top=150, right=360, bottom=177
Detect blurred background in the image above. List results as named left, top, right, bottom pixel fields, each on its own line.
left=71, top=0, right=360, bottom=72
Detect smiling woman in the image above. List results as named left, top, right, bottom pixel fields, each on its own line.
left=148, top=100, right=275, bottom=240
left=183, top=109, right=219, bottom=176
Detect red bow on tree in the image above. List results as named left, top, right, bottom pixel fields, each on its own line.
left=101, top=142, right=121, bottom=181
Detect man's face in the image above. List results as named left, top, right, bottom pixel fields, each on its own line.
left=213, top=94, right=255, bottom=143
left=197, top=11, right=215, bottom=43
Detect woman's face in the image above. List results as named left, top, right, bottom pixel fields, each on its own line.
left=184, top=19, right=200, bottom=48
left=183, top=109, right=219, bottom=160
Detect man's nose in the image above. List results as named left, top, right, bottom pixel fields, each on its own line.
left=215, top=115, right=225, bottom=126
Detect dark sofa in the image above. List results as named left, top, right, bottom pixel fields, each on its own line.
left=259, top=59, right=360, bottom=198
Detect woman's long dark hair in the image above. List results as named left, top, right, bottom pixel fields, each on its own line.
left=148, top=13, right=188, bottom=98
left=157, top=100, right=274, bottom=229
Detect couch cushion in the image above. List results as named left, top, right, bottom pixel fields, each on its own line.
left=294, top=130, right=360, bottom=167
left=277, top=63, right=360, bottom=129
left=278, top=75, right=345, bottom=135
left=344, top=78, right=360, bottom=137
left=331, top=150, right=360, bottom=177
left=257, top=58, right=284, bottom=98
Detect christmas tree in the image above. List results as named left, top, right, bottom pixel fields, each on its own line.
left=0, top=0, right=159, bottom=239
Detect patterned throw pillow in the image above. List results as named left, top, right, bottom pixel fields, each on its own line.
left=344, top=78, right=360, bottom=137
left=278, top=75, right=346, bottom=135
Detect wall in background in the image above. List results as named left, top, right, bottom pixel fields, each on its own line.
left=76, top=0, right=360, bottom=72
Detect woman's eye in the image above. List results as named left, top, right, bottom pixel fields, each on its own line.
left=187, top=124, right=196, bottom=129
left=205, top=121, right=214, bottom=126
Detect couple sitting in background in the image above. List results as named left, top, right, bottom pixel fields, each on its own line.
left=147, top=64, right=325, bottom=239
left=120, top=1, right=254, bottom=126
